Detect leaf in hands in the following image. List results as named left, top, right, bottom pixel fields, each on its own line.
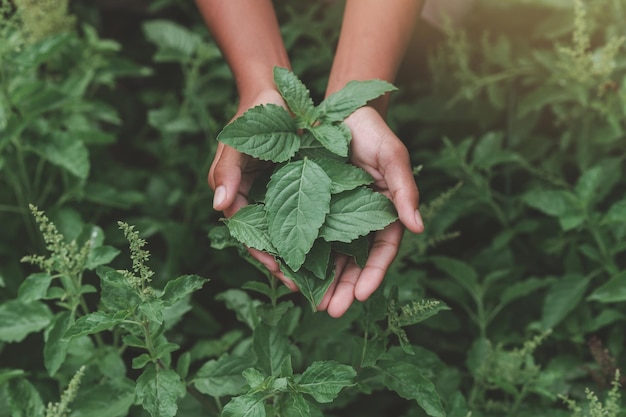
left=302, top=239, right=331, bottom=280
left=319, top=187, right=397, bottom=243
left=266, top=159, right=332, bottom=270
left=273, top=66, right=317, bottom=125
left=218, top=104, right=300, bottom=163
left=332, top=236, right=370, bottom=268
left=309, top=123, right=351, bottom=157
left=318, top=79, right=397, bottom=123
left=298, top=131, right=344, bottom=161
left=224, top=204, right=277, bottom=254
left=314, top=158, right=374, bottom=193
left=281, top=264, right=335, bottom=311
left=297, top=360, right=356, bottom=403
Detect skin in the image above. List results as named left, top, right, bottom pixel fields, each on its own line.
left=196, top=0, right=424, bottom=317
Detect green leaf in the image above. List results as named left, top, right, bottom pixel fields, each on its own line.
left=542, top=274, right=589, bottom=329
left=34, top=132, right=90, bottom=179
left=319, top=188, right=397, bottom=243
left=278, top=393, right=311, bottom=417
left=318, top=79, right=397, bottom=122
left=313, top=159, right=374, bottom=193
left=273, top=67, right=317, bottom=124
left=308, top=123, right=351, bottom=157
left=378, top=360, right=445, bottom=417
left=603, top=198, right=626, bottom=225
left=302, top=239, right=331, bottom=280
left=297, top=361, right=356, bottom=403
left=222, top=393, right=266, bottom=417
left=522, top=190, right=584, bottom=230
left=135, top=365, right=185, bottom=417
left=67, top=379, right=135, bottom=417
left=142, top=20, right=202, bottom=62
left=430, top=256, right=480, bottom=298
left=225, top=205, right=277, bottom=254
left=0, top=369, right=25, bottom=385
left=216, top=289, right=260, bottom=329
left=253, top=323, right=290, bottom=377
left=194, top=353, right=256, bottom=397
left=266, top=159, right=332, bottom=270
left=161, top=274, right=208, bottom=307
left=7, top=378, right=45, bottom=417
left=588, top=271, right=626, bottom=303
left=139, top=299, right=164, bottom=324
left=97, top=267, right=142, bottom=312
left=242, top=368, right=265, bottom=389
left=218, top=104, right=300, bottom=163
left=332, top=236, right=370, bottom=268
left=17, top=272, right=53, bottom=302
left=85, top=246, right=120, bottom=270
left=0, top=300, right=52, bottom=343
left=281, top=264, right=335, bottom=310
left=64, top=311, right=126, bottom=339
left=44, top=311, right=71, bottom=376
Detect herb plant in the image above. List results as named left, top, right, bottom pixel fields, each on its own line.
left=218, top=67, right=398, bottom=308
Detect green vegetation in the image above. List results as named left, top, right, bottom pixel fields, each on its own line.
left=0, top=0, right=625, bottom=416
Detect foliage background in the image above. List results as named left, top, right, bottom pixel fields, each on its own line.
left=0, top=0, right=625, bottom=416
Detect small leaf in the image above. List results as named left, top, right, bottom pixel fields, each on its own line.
left=309, top=123, right=351, bottom=157
left=66, top=379, right=135, bottom=417
left=222, top=393, right=266, bottom=417
left=0, top=300, right=52, bottom=343
left=281, top=264, right=335, bottom=310
left=319, top=187, right=397, bottom=243
left=319, top=79, right=397, bottom=122
left=139, top=299, right=164, bottom=324
left=588, top=271, right=626, bottom=303
left=278, top=393, right=311, bottom=417
left=64, top=311, right=126, bottom=339
left=603, top=198, right=626, bottom=225
left=161, top=274, right=207, bottom=307
left=7, top=378, right=45, bottom=417
left=194, top=353, right=256, bottom=397
left=218, top=104, right=300, bottom=163
left=242, top=368, right=265, bottom=389
left=97, top=266, right=142, bottom=312
left=332, top=236, right=370, bottom=268
left=142, top=20, right=202, bottom=62
left=266, top=159, right=332, bottom=270
left=302, top=239, right=331, bottom=280
left=225, top=204, right=277, bottom=254
left=135, top=365, right=185, bottom=417
left=542, top=274, right=589, bottom=329
left=253, top=323, right=290, bottom=377
left=274, top=67, right=317, bottom=124
left=17, top=272, right=53, bottom=302
left=34, top=132, right=90, bottom=179
left=85, top=246, right=120, bottom=270
left=44, top=311, right=71, bottom=376
left=314, top=158, right=374, bottom=193
left=297, top=361, right=356, bottom=403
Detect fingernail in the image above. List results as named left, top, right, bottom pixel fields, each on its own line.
left=415, top=209, right=424, bottom=231
left=213, top=186, right=226, bottom=209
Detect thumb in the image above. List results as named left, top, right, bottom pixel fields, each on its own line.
left=208, top=144, right=245, bottom=212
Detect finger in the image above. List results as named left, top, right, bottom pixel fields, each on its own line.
left=208, top=145, right=246, bottom=211
left=379, top=146, right=424, bottom=234
left=317, top=254, right=349, bottom=312
left=247, top=247, right=298, bottom=292
left=354, top=221, right=404, bottom=302
left=326, top=258, right=361, bottom=318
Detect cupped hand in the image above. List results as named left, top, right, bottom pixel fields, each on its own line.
left=209, top=89, right=298, bottom=291
left=317, top=106, right=424, bottom=318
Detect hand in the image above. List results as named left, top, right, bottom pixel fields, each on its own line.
left=317, top=106, right=424, bottom=317
left=209, top=89, right=298, bottom=291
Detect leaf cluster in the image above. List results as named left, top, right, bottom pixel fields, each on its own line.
left=219, top=67, right=398, bottom=308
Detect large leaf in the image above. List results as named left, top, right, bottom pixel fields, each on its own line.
left=64, top=311, right=126, bottom=339
left=33, top=132, right=90, bottom=179
left=218, top=104, right=300, bottom=163
left=7, top=378, right=45, bottom=417
left=17, top=272, right=53, bottom=303
left=253, top=323, right=290, bottom=377
left=297, top=361, right=356, bottom=403
left=68, top=379, right=135, bottom=417
left=0, top=300, right=52, bottom=343
left=44, top=311, right=71, bottom=376
left=314, top=158, right=374, bottom=193
left=161, top=274, right=208, bottom=307
left=302, top=239, right=332, bottom=280
left=222, top=393, right=266, bottom=417
left=541, top=274, right=589, bottom=329
left=378, top=360, right=445, bottom=417
left=142, top=20, right=202, bottom=62
left=194, top=353, right=256, bottom=397
left=588, top=271, right=626, bottom=303
left=224, top=204, right=277, bottom=254
left=309, top=123, right=351, bottom=157
left=135, top=365, right=185, bottom=417
left=522, top=190, right=584, bottom=230
left=97, top=267, right=142, bottom=312
left=318, top=79, right=397, bottom=122
left=280, top=264, right=335, bottom=310
left=273, top=67, right=317, bottom=124
left=278, top=393, right=311, bottom=417
left=319, top=187, right=397, bottom=243
left=265, top=159, right=332, bottom=270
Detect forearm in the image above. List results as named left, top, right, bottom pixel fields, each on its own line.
left=326, top=0, right=423, bottom=114
left=195, top=0, right=290, bottom=103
